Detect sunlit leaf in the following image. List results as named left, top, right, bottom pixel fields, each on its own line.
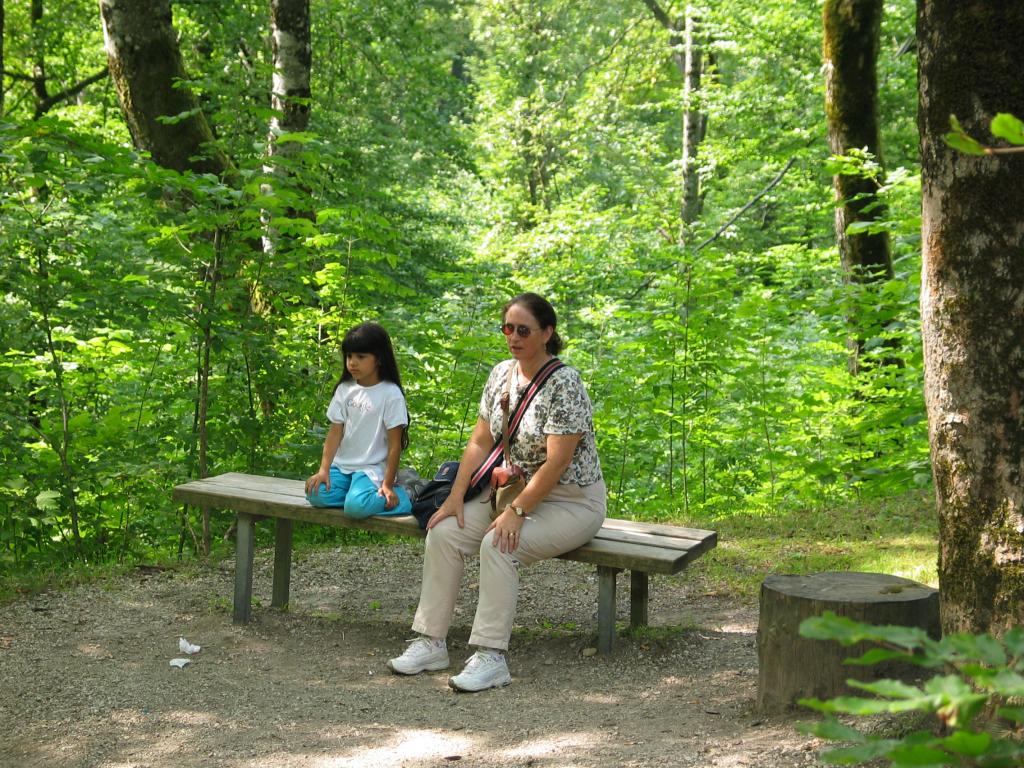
left=990, top=113, right=1024, bottom=145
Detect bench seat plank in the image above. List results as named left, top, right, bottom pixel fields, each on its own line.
left=172, top=475, right=714, bottom=573
left=172, top=472, right=717, bottom=652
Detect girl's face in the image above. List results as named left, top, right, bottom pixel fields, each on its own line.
left=346, top=352, right=380, bottom=386
left=502, top=303, right=552, bottom=362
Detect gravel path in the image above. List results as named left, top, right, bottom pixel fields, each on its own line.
left=0, top=541, right=825, bottom=767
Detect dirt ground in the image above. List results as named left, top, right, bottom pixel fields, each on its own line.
left=0, top=541, right=828, bottom=768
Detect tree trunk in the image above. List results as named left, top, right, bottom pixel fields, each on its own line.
left=31, top=0, right=46, bottom=107
left=267, top=0, right=311, bottom=180
left=1, top=0, right=5, bottom=117
left=263, top=0, right=312, bottom=230
left=680, top=8, right=703, bottom=230
left=642, top=0, right=707, bottom=241
left=98, top=0, right=231, bottom=176
left=823, top=0, right=893, bottom=375
left=918, top=2, right=1024, bottom=635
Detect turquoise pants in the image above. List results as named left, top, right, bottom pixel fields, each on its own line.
left=306, top=467, right=412, bottom=518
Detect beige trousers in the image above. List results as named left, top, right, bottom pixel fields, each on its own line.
left=411, top=479, right=607, bottom=650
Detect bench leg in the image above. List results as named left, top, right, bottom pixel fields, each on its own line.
left=597, top=565, right=621, bottom=655
left=630, top=571, right=649, bottom=628
left=234, top=513, right=255, bottom=624
left=272, top=518, right=293, bottom=609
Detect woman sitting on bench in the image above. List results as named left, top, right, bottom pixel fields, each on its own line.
left=387, top=292, right=606, bottom=692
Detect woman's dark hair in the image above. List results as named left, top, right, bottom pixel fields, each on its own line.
left=503, top=292, right=563, bottom=355
left=337, top=322, right=409, bottom=450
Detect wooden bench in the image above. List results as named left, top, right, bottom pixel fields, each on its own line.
left=172, top=472, right=717, bottom=654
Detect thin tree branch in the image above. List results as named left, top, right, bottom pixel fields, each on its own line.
left=641, top=0, right=673, bottom=30
left=551, top=19, right=642, bottom=111
left=34, top=68, right=108, bottom=118
left=3, top=69, right=35, bottom=82
left=640, top=0, right=685, bottom=74
left=629, top=156, right=799, bottom=299
left=692, top=156, right=797, bottom=252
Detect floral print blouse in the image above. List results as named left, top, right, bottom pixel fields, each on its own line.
left=478, top=359, right=603, bottom=486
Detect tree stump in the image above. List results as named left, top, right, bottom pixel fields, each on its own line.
left=756, top=572, right=939, bottom=714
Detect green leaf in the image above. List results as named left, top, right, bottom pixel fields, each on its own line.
left=35, top=489, right=60, bottom=512
left=1003, top=627, right=1024, bottom=657
left=946, top=632, right=1007, bottom=665
left=68, top=413, right=91, bottom=431
left=996, top=706, right=1024, bottom=723
left=944, top=115, right=987, bottom=155
left=820, top=740, right=899, bottom=765
left=990, top=113, right=1024, bottom=145
left=846, top=648, right=917, bottom=666
left=887, top=743, right=951, bottom=766
left=801, top=716, right=866, bottom=742
left=800, top=613, right=865, bottom=644
left=801, top=695, right=920, bottom=716
left=941, top=730, right=991, bottom=757
left=943, top=134, right=987, bottom=155
left=991, top=669, right=1024, bottom=697
left=848, top=678, right=923, bottom=699
left=155, top=108, right=202, bottom=125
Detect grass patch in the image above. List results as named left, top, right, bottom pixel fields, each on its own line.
left=680, top=490, right=938, bottom=599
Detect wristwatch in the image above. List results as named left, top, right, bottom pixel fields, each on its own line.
left=510, top=504, right=528, bottom=518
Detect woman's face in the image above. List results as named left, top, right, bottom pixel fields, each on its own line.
left=503, top=302, right=552, bottom=361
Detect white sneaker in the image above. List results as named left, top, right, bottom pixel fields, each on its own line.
left=387, top=637, right=449, bottom=675
left=448, top=649, right=512, bottom=692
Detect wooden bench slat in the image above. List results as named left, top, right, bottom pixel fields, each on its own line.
left=559, top=537, right=700, bottom=574
left=592, top=526, right=717, bottom=553
left=175, top=481, right=695, bottom=573
left=173, top=482, right=424, bottom=537
left=182, top=474, right=714, bottom=550
left=172, top=472, right=717, bottom=653
left=600, top=517, right=717, bottom=542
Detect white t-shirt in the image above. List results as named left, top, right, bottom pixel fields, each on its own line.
left=327, top=380, right=408, bottom=485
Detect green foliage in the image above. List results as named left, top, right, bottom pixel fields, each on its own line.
left=945, top=113, right=1024, bottom=155
left=1, top=0, right=929, bottom=576
left=799, top=613, right=1024, bottom=767
left=990, top=113, right=1024, bottom=145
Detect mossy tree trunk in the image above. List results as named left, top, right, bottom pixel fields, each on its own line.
left=0, top=0, right=5, bottom=117
left=98, top=0, right=231, bottom=176
left=823, top=0, right=893, bottom=375
left=918, top=2, right=1024, bottom=635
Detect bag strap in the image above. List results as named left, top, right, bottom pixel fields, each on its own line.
left=499, top=363, right=516, bottom=464
left=468, top=357, right=565, bottom=488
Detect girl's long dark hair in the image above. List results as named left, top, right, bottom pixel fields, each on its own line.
left=336, top=322, right=409, bottom=451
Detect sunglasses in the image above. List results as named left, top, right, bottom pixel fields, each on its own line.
left=500, top=323, right=540, bottom=338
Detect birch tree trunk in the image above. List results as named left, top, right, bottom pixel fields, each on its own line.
left=918, top=2, right=1024, bottom=635
left=642, top=0, right=706, bottom=240
left=1, top=1, right=6, bottom=117
left=823, top=0, right=892, bottom=374
left=263, top=0, right=312, bottom=231
left=680, top=8, right=703, bottom=231
left=99, top=0, right=231, bottom=176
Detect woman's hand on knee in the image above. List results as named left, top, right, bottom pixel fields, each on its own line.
left=305, top=468, right=331, bottom=495
left=487, top=509, right=524, bottom=553
left=427, top=496, right=465, bottom=529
